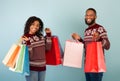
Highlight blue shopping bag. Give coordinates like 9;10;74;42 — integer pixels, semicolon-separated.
22;46;30;76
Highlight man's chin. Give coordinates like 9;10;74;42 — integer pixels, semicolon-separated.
85;21;95;26
85;22;92;25
85;19;95;26
87;23;92;25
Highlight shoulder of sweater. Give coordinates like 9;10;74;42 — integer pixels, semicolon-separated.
85;23;104;31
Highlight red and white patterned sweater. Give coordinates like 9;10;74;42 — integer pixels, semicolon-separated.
23;34;52;71
84;23;110;50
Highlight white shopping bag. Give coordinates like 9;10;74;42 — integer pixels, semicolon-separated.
63;40;83;68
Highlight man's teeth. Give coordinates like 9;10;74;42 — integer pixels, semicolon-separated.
87;19;91;22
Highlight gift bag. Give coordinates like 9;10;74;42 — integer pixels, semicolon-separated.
14;45;25;72
22;46;30;75
9;45;30;75
63;40;83;68
46;36;62;65
84;42;106;72
2;44;21;68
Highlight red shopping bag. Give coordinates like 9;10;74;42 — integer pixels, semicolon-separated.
63;40;83;68
46;36;62;65
84;42;106;72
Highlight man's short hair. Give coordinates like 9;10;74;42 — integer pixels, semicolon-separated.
86;8;97;15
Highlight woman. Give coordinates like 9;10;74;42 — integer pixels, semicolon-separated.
22;16;52;81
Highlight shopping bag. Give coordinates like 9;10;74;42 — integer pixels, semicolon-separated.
46;36;62;65
9;45;25;72
14;45;25;72
63;40;83;68
10;45;30;75
2;44;21;68
84;42;106;72
22;46;30;75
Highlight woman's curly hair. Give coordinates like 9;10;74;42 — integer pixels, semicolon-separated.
24;16;44;37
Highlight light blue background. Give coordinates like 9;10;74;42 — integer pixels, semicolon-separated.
0;0;119;81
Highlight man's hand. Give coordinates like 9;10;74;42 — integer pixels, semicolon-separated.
71;33;81;40
92;32;100;41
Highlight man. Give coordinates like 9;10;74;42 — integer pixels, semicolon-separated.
72;8;110;81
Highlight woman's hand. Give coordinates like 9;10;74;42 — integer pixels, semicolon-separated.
45;28;52;36
21;36;29;41
45;28;51;34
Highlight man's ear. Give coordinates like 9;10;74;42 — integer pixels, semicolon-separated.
95;15;97;19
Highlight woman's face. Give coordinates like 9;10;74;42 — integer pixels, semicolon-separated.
29;20;40;34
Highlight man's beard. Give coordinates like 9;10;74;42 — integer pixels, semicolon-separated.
85;19;95;25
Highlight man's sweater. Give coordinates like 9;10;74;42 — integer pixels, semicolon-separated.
84;23;110;50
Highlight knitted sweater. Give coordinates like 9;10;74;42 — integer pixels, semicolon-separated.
84;23;110;50
23;34;52;71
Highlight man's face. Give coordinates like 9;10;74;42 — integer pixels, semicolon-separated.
85;10;96;26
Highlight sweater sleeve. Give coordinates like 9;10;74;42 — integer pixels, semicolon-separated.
98;27;110;50
78;38;84;43
45;33;52;51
